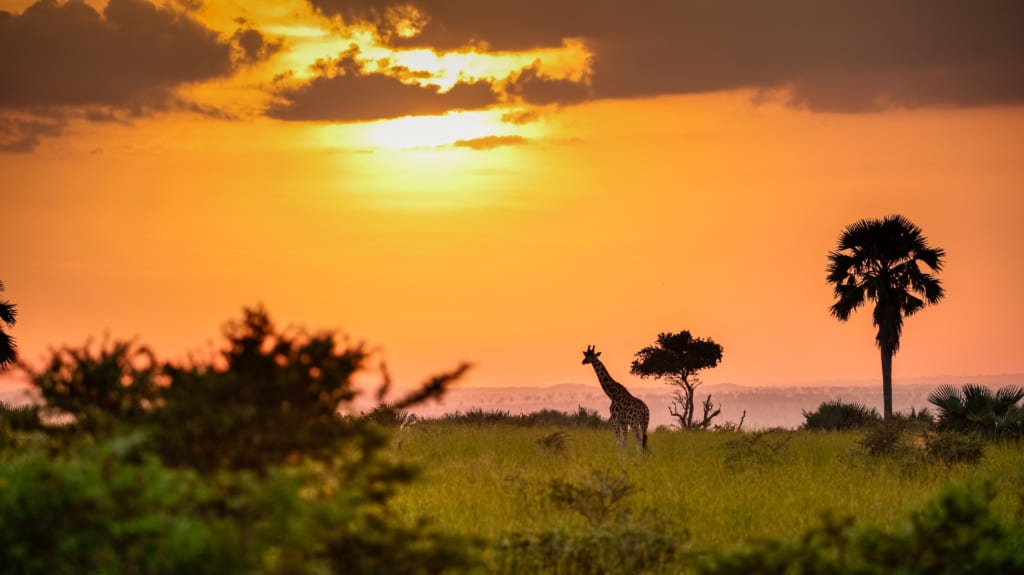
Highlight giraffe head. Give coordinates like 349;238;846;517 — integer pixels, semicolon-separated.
581;345;601;365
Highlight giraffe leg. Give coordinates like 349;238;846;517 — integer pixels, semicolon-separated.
614;422;628;453
632;424;647;456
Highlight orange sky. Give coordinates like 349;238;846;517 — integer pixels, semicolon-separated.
3;0;1023;393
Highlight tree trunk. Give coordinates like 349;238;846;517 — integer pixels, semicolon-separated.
880;347;893;420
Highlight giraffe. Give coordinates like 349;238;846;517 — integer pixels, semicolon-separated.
581;345;649;454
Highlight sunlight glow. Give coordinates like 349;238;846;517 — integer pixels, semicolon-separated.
366;111;514;149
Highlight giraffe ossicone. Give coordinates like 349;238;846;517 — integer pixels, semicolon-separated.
582;345;649;455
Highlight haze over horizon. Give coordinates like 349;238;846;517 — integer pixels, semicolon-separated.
3;0;1022;393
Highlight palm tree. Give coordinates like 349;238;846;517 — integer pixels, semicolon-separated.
826;215;945;420
928;383;1024;439
0;280;16;369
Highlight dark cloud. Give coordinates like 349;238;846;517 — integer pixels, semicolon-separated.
310;0;1024;112
0;0;268;151
505;62;590;107
268;54;498;122
452;134;526;150
0;115;66;153
232;21;284;64
0;0;234;109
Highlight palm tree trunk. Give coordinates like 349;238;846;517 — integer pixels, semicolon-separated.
880;347;893;420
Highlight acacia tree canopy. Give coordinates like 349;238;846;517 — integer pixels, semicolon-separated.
630;331;723;384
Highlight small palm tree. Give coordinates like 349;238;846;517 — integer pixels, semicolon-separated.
826;215;945;420
0;280;16;370
928;383;1024;439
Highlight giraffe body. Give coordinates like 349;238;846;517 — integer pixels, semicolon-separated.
582;345;649;455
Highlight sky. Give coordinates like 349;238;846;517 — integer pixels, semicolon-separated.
2;0;1023;394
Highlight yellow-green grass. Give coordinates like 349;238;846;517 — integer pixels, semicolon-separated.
390;425;1024;552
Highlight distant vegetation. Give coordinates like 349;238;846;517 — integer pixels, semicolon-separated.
437;405;608;428
802;399;882;430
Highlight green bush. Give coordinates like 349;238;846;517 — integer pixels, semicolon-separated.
858;421;916;458
498;470;684;574
700;482;1024;574
723;430;793;470
5;307;478;574
0;401;43;450
802;399;881;431
25;338;161;436
924;431;985;467
498;524;681;575
0;434;475;575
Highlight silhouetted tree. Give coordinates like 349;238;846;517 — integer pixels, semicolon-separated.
630;331;724;429
152;305;469;472
0;281;16;370
25;338;161;435
827;215;945;420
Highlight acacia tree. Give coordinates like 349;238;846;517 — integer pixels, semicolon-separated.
827;214;945;420
0;280;16;370
630;331;724;429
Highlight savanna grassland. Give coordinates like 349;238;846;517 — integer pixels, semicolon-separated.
389;423;1024;570
3;307;1022;574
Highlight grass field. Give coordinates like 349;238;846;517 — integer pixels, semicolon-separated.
389;424;1024;565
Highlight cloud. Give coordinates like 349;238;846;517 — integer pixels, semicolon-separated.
505;62;590;107
0;0;263;151
309;0;1024;112
231;20;284;64
268;53;498;122
0;0;234;109
0;115;66;153
452;134;527;150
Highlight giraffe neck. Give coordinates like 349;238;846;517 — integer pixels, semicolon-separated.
589;360;632;402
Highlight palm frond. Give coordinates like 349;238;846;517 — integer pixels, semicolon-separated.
0;331;16;369
928;384;963;407
828;282;865;320
0;300;17;327
915;245;946;272
961;384;996;416
825;252;857;284
995;385;1024;407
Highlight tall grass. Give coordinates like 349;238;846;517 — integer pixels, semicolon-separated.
391;425;1024;554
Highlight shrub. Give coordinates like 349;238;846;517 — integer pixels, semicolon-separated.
929;383;1024;440
802;399;881;431
5;307;479;574
547;470;637;529
924;431;985;467
521;406;608;428
700;482;1024;574
535;431;569;455
438;406;608;428
859;421;916;458
499;470;684;574
498;524;681;575
0;434;476;575
0;401;43;450
363;402;418;429
442;408;514;425
24;338;161;435
723;430;793;470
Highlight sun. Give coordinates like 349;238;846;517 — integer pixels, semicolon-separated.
365;110;514;150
